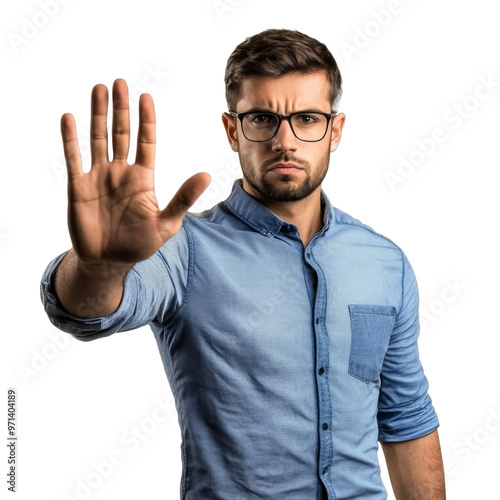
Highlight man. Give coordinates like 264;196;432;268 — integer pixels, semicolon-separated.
41;29;445;499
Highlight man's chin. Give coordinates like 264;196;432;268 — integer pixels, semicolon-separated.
256;179;316;202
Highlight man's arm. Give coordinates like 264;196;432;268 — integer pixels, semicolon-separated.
381;430;446;500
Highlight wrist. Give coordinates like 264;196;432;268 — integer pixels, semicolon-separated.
55;249;132;318
75;259;133;280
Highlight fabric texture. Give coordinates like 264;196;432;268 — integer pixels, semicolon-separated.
40;180;439;500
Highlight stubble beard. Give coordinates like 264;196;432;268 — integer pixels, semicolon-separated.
239;150;331;203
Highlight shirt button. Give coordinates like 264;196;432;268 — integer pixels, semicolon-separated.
318;367;325;375
322;423;329;431
306;252;311;259
322;466;329;475
316;317;320;324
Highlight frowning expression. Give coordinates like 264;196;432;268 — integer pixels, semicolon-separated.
222;71;345;204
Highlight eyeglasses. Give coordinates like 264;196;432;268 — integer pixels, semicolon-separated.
229;110;336;143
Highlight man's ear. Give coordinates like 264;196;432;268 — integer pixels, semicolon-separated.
222;112;239;152
330;113;346;153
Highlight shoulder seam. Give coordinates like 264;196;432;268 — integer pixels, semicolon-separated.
334;211;406;313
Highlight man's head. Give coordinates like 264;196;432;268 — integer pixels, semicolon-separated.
222;29;345;205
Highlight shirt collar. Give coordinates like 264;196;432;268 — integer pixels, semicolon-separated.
224;179;333;238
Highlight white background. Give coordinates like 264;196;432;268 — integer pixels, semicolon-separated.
2;0;499;498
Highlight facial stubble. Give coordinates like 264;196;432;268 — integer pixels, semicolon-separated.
238;146;331;203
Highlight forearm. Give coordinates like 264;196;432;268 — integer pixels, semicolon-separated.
54;248;132;318
381;430;446;500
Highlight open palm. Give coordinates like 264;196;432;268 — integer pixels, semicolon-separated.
61;79;210;265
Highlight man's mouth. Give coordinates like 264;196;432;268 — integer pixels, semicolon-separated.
269;163;302;174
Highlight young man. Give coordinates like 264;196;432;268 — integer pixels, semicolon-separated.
41;29;445;499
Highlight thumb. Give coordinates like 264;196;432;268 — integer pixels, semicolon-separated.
160;172;211;225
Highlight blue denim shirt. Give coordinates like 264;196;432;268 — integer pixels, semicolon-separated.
41;180;439;499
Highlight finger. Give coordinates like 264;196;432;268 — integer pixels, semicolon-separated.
60;113;83;179
112;79;130;162
135;93;156;167
90;84;109;164
160;172;211;224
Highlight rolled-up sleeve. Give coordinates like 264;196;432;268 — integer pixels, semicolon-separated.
40;226;190;341
377;251;439;442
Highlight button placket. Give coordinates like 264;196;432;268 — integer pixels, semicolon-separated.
307;246;333;491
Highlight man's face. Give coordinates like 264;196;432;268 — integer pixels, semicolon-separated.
222;71;345;204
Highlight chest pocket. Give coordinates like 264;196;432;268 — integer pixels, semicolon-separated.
348;304;396;383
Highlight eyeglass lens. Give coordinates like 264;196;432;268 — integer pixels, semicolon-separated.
242;113;329;142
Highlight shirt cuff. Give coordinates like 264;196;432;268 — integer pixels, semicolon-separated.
378;392;440;442
40;252;139;341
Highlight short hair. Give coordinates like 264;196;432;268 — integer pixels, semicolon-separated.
224;28;342;112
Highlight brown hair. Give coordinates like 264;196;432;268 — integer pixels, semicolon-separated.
224;28;342;112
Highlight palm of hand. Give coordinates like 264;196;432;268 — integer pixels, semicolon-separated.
61;79;210;266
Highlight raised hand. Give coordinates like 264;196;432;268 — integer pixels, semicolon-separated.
61;79;210;266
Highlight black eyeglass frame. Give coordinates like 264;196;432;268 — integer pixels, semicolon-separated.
229;110;337;143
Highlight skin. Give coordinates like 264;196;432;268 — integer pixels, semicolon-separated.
222;71;345;247
54;75;445;499
55;79;210;318
382;430;446;499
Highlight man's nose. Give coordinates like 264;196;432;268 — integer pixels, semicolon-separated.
271;119;298;153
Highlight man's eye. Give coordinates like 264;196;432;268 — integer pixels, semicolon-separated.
250;114;275;124
295;114;318;124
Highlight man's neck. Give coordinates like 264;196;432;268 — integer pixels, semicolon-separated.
242;181;324;248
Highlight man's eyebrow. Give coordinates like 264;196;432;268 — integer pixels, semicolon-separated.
237;107;331;114
237;107;275;113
